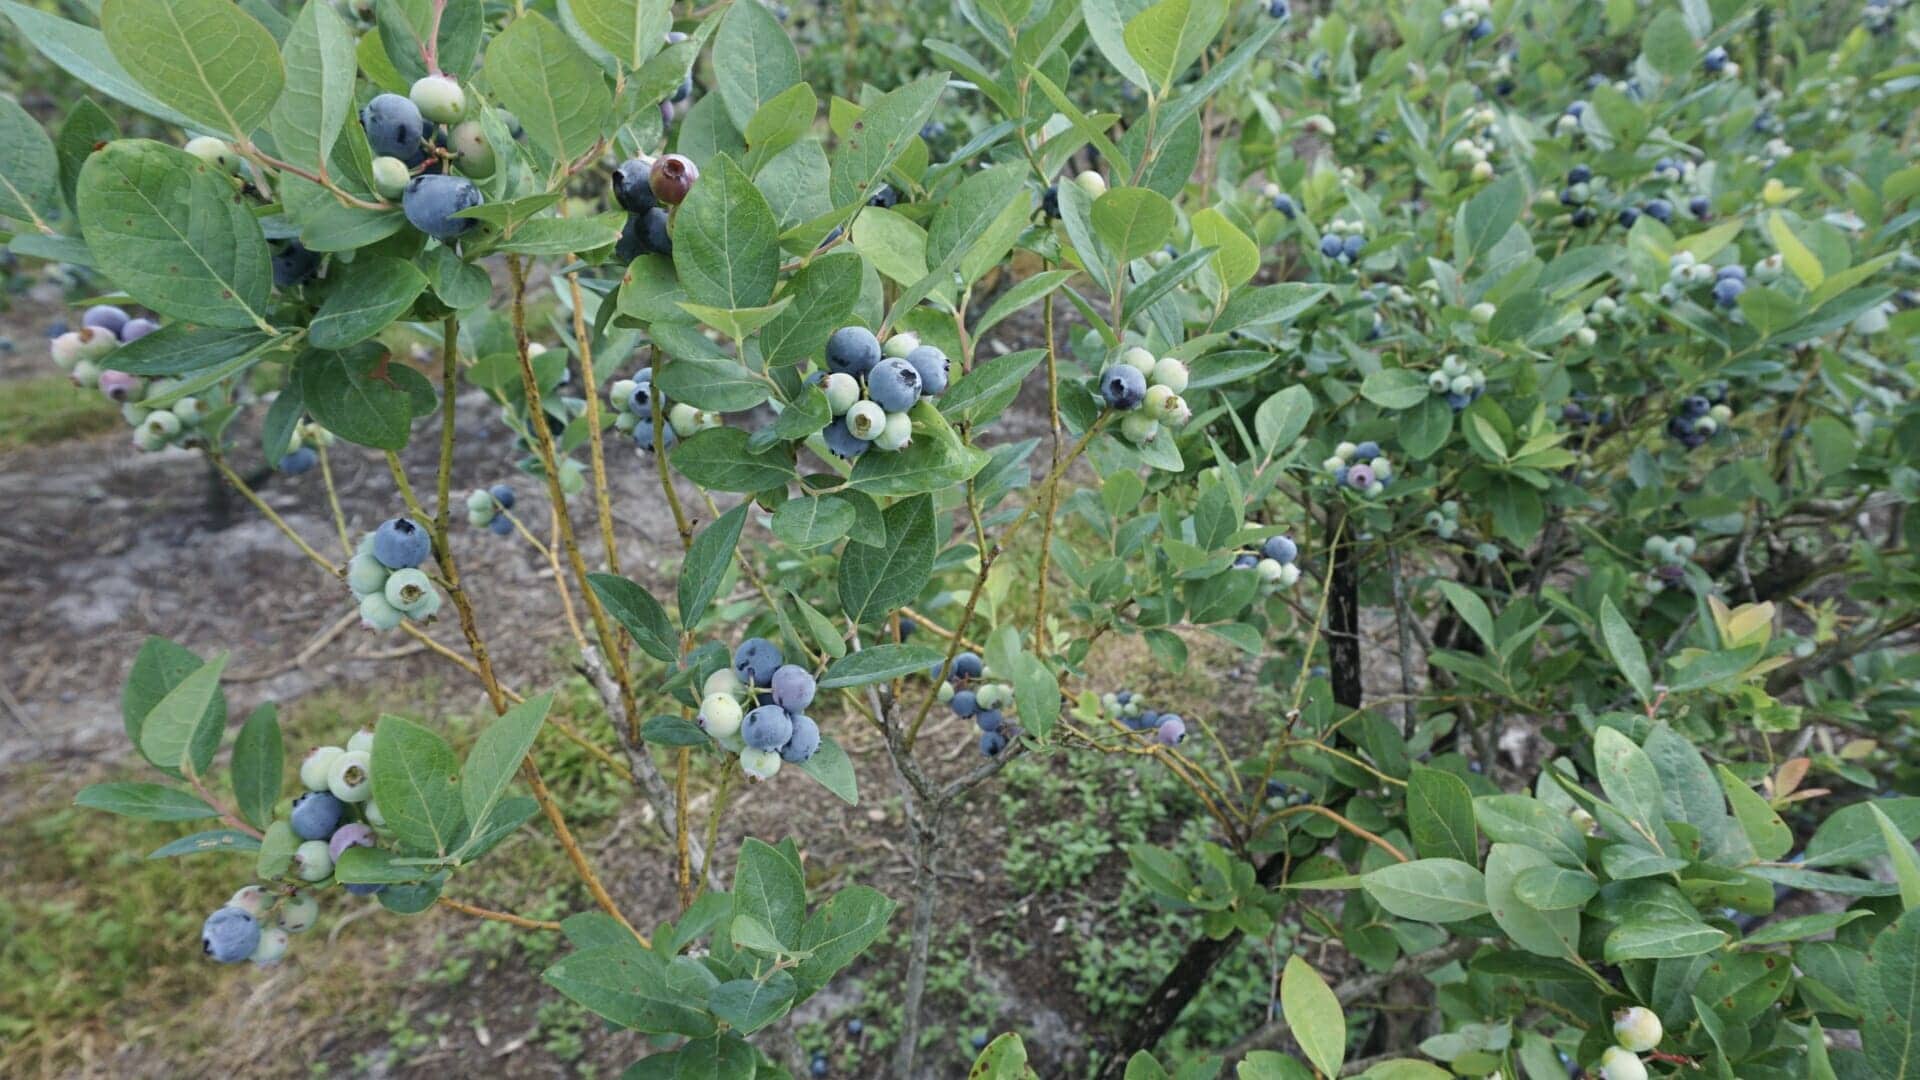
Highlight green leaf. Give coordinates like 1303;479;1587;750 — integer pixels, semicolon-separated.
294;346;421;451
231;704;281;831
641;715;708;746
938;349;1045;428
1873;805;1920;912
55;98;119;215
796;735;858;804
1598;597;1653;705
564;0;670;69
1510;865;1597;910
744;82;818;167
1253;385;1312;453
1361;858;1489;923
1642;8;1695;76
1458;174;1525;263
484;13;611;165
1122;0;1227;96
376;0;482;83
1280;955;1345;1078
1593;726;1665;841
1860;909;1920;1080
75;782;217;821
147;829;260;859
482;213;626;256
674;154;780;310
335;845;432;883
973;269;1076;339
651;356;771;412
771;495;856;549
1436;581;1497;654
829;73;946;207
138;651;229;775
0;93;61;229
713;0;801;132
1188;207;1258;291
1717;765;1793;861
794;884;893;982
0;0;199;130
459;693;552;847
588;574;679;663
77;140;273;330
758;250;861;365
266;0;356;174
543;946;717;1037
679;502;750;630
1408;766;1479;864
1767;212;1825;291
1359;368;1428;410
256;819;295;878
837;494;934;624
919;163;1030;299
1013;653;1061;738
102;0;284;137
1091;186;1176;263
709;972;796;1034
734;837;806;945
106;325;275;377
669;427;796;492
372;714;467;859
1483;843;1580;958
307;256;428;349
819;644;945;689
1604;920;1728;961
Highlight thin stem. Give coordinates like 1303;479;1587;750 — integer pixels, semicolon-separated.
434;316;460;541
436;896;562;931
316;440;352;558
208;452;339;575
523;756;648;944
561;259;623;579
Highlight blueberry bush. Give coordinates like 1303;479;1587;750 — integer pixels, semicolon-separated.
5;0;1920;1074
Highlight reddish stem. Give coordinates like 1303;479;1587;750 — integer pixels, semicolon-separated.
423;0;447;74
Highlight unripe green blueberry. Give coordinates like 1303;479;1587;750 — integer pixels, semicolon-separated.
608;378;637;409
78;327;119;361
1144;384;1176;418
50;331;87;369
1470;160;1494;182
1151;357;1189;394
132;426;165;452
371;155;411;199
1370;455;1393;480
1450;375;1474;396
1694;416;1717;436
669;402;700;438
465;488;494;515
1322;455;1346;471
846;400;885;440
1161;394;1192;427
1570;806;1597;833
1119;346;1157;373
1575;326;1598;347
1121;413;1160;444
1597;1046;1647;1080
293;839;335;882
937;681;955;704
700;693;743;738
278;890;320;933
71;359;100;388
1671;536;1696;559
739;746;782;780
328;749;373;802
823;371;860;415
409;75;467;124
882;332;919;359
185;135;244;174
1334;441;1357;460
347;552;390;597
384;567;437;616
1256;557;1284;583
228;885;272;916
693;409;721;432
1708;404;1732;423
143;410;182;441
1613;1007;1662;1053
1470;302;1497;325
300;746;346;791
450;120;494;178
346;728;375;754
359;591;404;630
704;668;743;700
874;411;913;451
1073;170;1108;199
250;926;291;965
1277;562;1301;587
364;800;387;828
173;396;208;424
613;411;638;433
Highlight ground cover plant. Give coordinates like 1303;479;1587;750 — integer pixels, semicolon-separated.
3;0;1920;1074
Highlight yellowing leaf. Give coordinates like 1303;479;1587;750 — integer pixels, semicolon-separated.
1767;212;1824;290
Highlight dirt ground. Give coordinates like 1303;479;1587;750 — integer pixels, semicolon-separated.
0;276;1446;1079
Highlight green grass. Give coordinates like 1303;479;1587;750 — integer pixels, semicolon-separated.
0;374;121;449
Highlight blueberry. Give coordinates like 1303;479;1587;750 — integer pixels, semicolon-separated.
648;154;698;205
280;447;318;475
1134;709;1160;731
975;709;1003;733
1688;196;1711;220
779;713;821;763
328;822;375;861
847;1019;864;1036
903;345;949;396
1341;234;1366;259
1041;184;1060;219
734;637;784;687
1467;17;1491;39
950;689;979;717
328;749;373;802
1266;779;1288;798
371;517;431;569
272;241;321;288
202;906;261;963
46;319;68;338
633;418;677;451
403;174;484;240
867;357;922;411
360;93;428;165
1704;46;1728;73
290;791;347;840
1318;234;1343;258
1353;440;1380;461
1156;715;1186;746
1272;193;1296;217
811;1056;829;1078
1712;277;1744;308
826;326;881;377
822;417;868;458
770;665;817;711
743;704;795;752
1100;365;1147;410
1617;207;1639;227
868;184;899;209
82;305;129;336
1233;553;1258;569
672;77;693;103
1266;0;1289;19
1644;198;1673;224
979;730;1008;756
1682;395;1710;418
1567;164;1593;184
1570;207;1595;228
611;158;657;213
489;483;515;509
951;651;984;681
277;891;320;934
1262;535;1298;563
1716;264;1746;281
972;1032;990;1050
344;882;387;896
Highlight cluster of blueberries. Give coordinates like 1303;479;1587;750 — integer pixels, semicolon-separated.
933;651;1019;756
1597;1006;1666;1080
465;484;518;536
347;517;444;631
1560;395;1615;428
611;152;700;261
200;730;389;965
1427;354;1486;412
1098;345;1192;447
812;327;950;458
1316;218;1369;264
1438;0;1493;39
276;420;335;475
1100;690;1187;748
1322;440;1395;497
1261;183;1298;219
1423;500;1463;541
1557;163;1601;228
698;638;822;780
1039;169;1107;220
45;306;231;454
1663;251;1766;311
609;366;721;453
1233;533;1303;593
1641;534;1698;593
355;75;504;241
1664;387;1735;450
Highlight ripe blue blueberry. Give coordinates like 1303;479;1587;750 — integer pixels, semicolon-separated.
867;184;899;209
1712;277;1744;308
1644;198;1673;224
867;357;922;412
272;241;321;288
811;1056;829;1078
1681;395;1711;418
1041;184;1060;219
82;305;129;336
202;906;261;963
1703;46;1728;73
1467;17;1492;39
120;317;159;343
1318;234;1343;258
950;689;978;717
360;93;428;165
1233;553;1258;569
328;822;375;861
779;713;821;763
488;515;514;536
734;637;784;687
950;651;984;682
847;1018;864;1036
975;709;1003;733
827;326;881;377
1156;715;1187;746
1101;365;1147;410
1353;441;1380;460
344;882;387;896
1341;234;1366;260
290;791;347;840
489;483;515;509
822;418;868;459
403;174;484;240
611;158;658;214
904;345;949;396
1272;193;1296;217
1266;0;1289;19
770;665;817;711
1567;164;1593;185
280;447;318;475
372;517;431;569
743;704;795;752
1262;535;1298;563
979;730;1008;756
1688;195;1711;220
1617;206;1639;227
